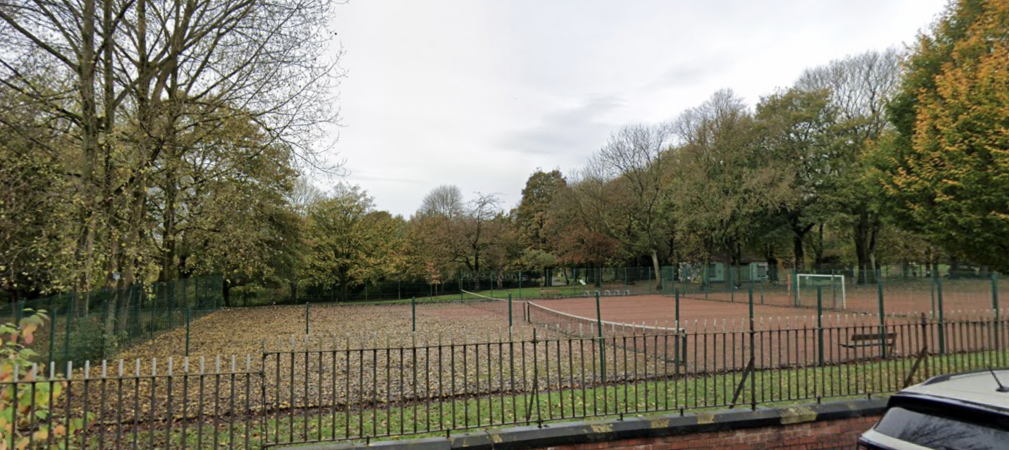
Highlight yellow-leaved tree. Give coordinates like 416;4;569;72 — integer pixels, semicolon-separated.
881;0;1009;270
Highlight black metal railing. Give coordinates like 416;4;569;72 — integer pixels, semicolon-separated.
2;311;1008;449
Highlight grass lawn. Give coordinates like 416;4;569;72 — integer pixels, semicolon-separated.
112;349;1007;449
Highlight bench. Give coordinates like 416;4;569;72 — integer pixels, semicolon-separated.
539;289;562;299
842;331;897;352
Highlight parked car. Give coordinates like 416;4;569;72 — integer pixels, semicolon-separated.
858;369;1009;449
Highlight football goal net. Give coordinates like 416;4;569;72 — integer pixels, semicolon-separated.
795;274;847;310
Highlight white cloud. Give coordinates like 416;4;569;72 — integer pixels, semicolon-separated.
327;0;947;216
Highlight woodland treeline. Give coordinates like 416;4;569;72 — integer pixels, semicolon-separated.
2;0;1008;304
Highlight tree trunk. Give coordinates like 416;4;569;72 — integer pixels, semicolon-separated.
763;243;779;283
791;219;814;272
650;249;662;291
853;212;880;284
812;224;825;270
223;279;232;307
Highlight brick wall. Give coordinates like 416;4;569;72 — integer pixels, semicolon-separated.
541;415;879;450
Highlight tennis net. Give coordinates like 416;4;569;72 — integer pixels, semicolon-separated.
526;301;682;338
460;290;523;320
526;301;687;364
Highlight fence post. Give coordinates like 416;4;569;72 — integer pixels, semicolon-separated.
186;307;191;356
508;294;513;337
64;292;74;367
169;280;175;330
993;272;1000;313
305;302;310;335
595;291;605;383
48;304;57;368
518;271;523;300
729;264;734;303
937;276;945;355
748;282;756;409
877;270;887;359
675;289;681;328
994;273;1001;352
704;264;709;300
831;269;838;309
792;267;799;307
817;286;824;366
930;275;936;317
647;267;652;294
100;296;108;359
920;312;930;380
412;297;417;333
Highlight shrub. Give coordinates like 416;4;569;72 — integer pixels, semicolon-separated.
0;310;84;449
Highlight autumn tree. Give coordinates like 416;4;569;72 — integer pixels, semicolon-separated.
881;0;1009;270
544;180;621;286
177;123;302;306
671;89;772;275
304;184;399;299
0;0;342;294
0;88;75;300
514;169;566;258
581;124;675;289
795;49;902;282
753;88;843;270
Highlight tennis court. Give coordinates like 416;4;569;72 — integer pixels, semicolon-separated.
530;294;829;330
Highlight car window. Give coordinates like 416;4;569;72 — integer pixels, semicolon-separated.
874;406;1009;450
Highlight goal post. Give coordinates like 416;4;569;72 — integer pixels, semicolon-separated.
796;274;847;310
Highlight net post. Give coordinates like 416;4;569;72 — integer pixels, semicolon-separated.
817;286;823;366
595;291;606;383
877;269;887;359
412;297;417;333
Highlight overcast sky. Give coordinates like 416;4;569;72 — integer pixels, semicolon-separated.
326;0;948;217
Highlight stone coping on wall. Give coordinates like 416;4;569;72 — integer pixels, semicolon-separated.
278;399;888;450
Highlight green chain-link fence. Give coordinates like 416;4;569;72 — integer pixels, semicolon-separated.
2;275;223;370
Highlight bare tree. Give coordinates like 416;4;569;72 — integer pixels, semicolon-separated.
462;193;503;284
419;185;465;218
287;176;326;216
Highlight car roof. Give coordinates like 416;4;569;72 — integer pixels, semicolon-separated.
896;369;1009;414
